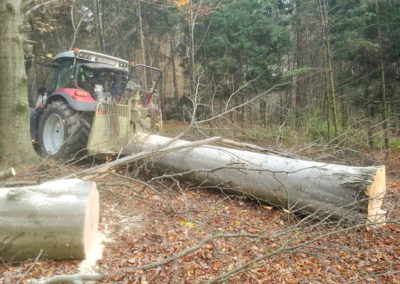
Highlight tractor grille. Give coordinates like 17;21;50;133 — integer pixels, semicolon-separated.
97;102;129;117
88;101;131;153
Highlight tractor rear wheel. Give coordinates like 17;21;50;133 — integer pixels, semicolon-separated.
38;100;92;160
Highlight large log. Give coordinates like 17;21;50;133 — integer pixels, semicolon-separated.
127;133;386;224
0;179;99;261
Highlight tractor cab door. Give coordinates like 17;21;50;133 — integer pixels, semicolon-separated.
34;68;57;111
43;69;57;94
54;60;75;90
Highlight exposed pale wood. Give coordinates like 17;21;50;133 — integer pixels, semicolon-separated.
126;133;386;224
0;167;16;180
366;166;386;224
0;179;99;261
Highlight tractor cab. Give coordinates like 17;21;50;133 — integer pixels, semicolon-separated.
52;49;129;101
31;49;162;160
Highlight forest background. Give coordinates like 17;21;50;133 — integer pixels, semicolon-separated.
23;0;400;164
1;0;400;283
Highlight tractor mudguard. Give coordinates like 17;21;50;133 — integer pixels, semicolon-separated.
47;88;97;112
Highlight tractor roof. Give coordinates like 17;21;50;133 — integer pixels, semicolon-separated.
54;49;129;71
54;51;75;61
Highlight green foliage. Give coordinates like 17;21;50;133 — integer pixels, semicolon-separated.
25;0;400;155
306;115;331;142
196;0;292;93
389;138;400;151
245;127;277;144
330;0;400;85
280;67;315;84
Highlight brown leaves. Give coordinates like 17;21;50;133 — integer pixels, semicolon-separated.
2;170;400;283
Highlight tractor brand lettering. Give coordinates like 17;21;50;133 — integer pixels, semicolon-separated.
95;57;118;66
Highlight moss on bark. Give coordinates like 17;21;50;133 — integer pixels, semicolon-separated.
0;0;38;165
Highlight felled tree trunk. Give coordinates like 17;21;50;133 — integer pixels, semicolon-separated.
127;133;386;224
0;179;99;261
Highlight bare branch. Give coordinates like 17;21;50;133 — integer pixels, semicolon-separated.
30;273;104;284
134;233;263;270
16;250;42;284
25;0;63;15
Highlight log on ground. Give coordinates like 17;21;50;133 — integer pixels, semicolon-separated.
0;179;99;261
127;133;386;224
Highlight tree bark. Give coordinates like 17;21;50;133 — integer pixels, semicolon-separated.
137;0;147;89
375;0;389;158
93;0;105;53
0;0;38;165
0;179;99;261
171;38;181;121
127;133;386;224
319;0;338;137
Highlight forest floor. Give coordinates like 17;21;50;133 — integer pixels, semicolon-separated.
1;123;400;283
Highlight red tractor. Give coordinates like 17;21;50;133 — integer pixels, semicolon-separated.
31;49;162;160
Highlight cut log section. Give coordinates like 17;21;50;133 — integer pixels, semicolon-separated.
127;133;386;224
0;179;99;261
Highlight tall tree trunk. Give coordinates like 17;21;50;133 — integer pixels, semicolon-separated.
189;1;195;96
137;0;148;89
341;91;349;130
260;99;266;127
375;0;389;158
93;0;104;53
318;0;330;141
25;45;37;108
0;0;38;165
188;0;203;97
171;38;180;121
367;84;374;149
241;95;245;128
294;0;305;112
319;0;338;138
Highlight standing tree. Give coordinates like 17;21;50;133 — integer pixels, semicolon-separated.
0;0;37;165
329;0;400;150
194;0;291;125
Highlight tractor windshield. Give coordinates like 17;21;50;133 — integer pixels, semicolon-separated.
76;63;127;97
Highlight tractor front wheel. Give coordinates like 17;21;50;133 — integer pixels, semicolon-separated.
38;100;92;160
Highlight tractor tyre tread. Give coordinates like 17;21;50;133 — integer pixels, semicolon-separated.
38;100;93;160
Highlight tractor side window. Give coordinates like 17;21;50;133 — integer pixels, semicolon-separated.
77;66;120;95
56;61;74;89
77;66;95;93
